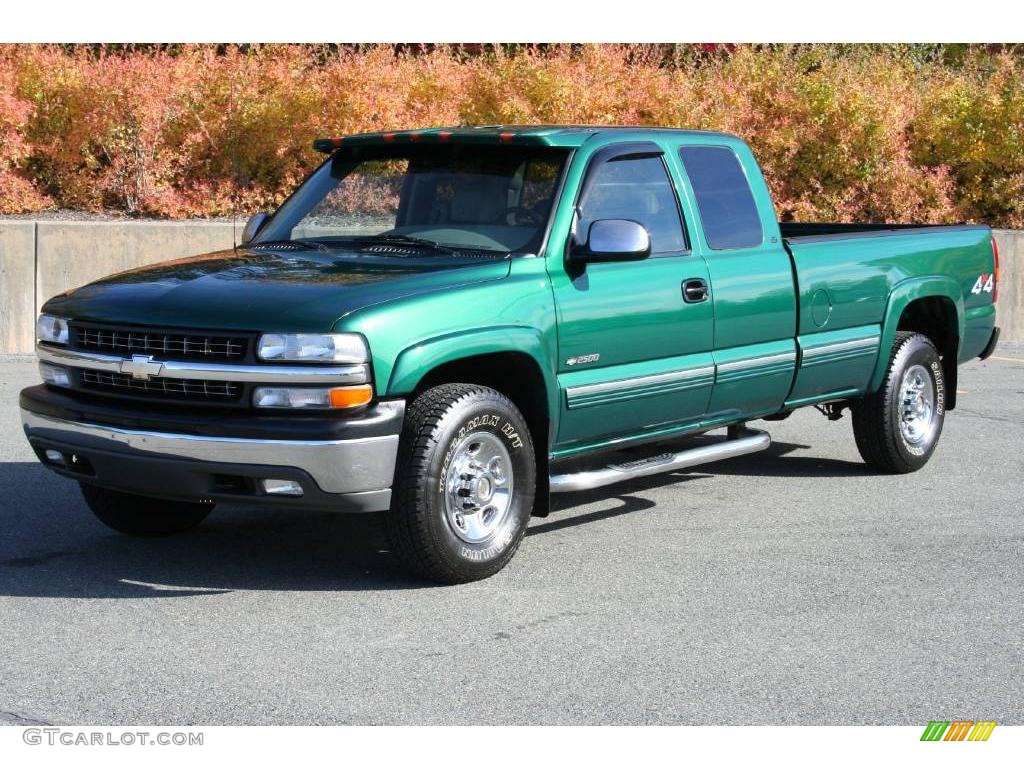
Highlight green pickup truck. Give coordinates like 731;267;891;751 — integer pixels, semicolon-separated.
21;125;1000;583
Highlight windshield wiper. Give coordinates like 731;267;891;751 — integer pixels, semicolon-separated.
247;238;328;252
352;234;464;256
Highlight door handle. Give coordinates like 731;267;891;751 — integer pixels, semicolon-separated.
682;278;709;303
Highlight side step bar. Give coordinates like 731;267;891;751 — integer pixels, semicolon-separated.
549;427;771;494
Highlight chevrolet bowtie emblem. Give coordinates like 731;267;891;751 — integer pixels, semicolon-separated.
120;354;164;381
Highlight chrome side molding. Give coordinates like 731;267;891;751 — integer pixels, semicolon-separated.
37;344;369;385
799;334;880;365
715;352;796;374
549;427;771;494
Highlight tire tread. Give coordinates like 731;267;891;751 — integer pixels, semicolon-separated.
384;383;533;584
851;331;941;474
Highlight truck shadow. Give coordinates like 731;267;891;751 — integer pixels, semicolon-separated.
0;440;872;597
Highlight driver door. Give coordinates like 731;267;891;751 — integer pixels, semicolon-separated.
550;143;715;453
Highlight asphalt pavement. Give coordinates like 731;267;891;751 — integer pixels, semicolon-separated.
0;350;1021;725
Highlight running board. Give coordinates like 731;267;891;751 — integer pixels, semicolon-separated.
549;428;771;494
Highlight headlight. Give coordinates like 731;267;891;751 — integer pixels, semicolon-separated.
257;333;368;363
39;362;71;387
37;315;69;345
253;385;373;410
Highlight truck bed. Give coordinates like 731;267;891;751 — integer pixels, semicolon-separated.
780;222;995;365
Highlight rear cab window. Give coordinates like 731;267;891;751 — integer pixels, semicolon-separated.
679;145;763;250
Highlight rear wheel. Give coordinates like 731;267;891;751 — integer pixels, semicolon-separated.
384;383;536;584
79;483;213;535
851;331;946;473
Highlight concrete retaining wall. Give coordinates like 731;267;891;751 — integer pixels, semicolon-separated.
994;229;1024;344
1;220;237;352
0;220;1021;353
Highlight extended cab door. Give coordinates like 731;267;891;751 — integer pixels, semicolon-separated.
675;141;797;422
549;142;715;453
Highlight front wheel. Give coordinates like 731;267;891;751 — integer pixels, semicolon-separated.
384;384;536;584
851;331;946;473
79;483;213;535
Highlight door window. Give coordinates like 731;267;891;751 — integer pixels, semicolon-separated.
576;156;686;255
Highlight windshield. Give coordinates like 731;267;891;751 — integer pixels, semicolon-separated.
256;144;569;255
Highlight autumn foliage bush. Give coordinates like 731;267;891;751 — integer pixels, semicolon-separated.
0;44;1021;225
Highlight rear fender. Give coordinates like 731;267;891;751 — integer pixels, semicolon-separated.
869;276;964;394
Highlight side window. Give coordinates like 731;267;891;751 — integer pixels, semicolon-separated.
577;155;686;255
679;146;763;250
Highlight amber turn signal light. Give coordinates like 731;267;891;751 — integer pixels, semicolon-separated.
328;385;373;409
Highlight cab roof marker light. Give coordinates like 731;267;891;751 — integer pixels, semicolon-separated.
313;138;338;153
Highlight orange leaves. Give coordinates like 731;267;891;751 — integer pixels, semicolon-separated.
0;44;1020;225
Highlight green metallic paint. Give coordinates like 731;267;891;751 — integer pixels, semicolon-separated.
668;136;802;422
784;225;993;395
707;340;797;420
345;256;561;435
543;132;716;448
868;275;964;393
963;304;997;362
788;324;881;403
42;248;514;334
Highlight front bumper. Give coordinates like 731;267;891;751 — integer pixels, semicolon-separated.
20;386;404;512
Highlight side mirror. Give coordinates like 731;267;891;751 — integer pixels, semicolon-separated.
570;219;651;266
240;212;270;246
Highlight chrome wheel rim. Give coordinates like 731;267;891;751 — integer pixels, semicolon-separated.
898;364;937;446
443;431;514;544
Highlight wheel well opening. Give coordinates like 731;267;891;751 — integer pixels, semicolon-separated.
414;353;549;437
897;296;959;409
413;353;551;512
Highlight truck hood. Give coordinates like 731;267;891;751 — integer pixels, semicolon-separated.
42;247;512;332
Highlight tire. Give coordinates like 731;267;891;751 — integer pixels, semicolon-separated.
384;383;536;584
851;331;946;473
79;483;213;536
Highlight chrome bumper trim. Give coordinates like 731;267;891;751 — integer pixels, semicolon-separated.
21;410;397;495
37;344;369;385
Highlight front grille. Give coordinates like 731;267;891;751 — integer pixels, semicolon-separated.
81;370;243;402
71;323;249;362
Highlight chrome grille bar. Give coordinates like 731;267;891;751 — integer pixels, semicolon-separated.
81;370;243;400
73;325;247;360
38;344;370;385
